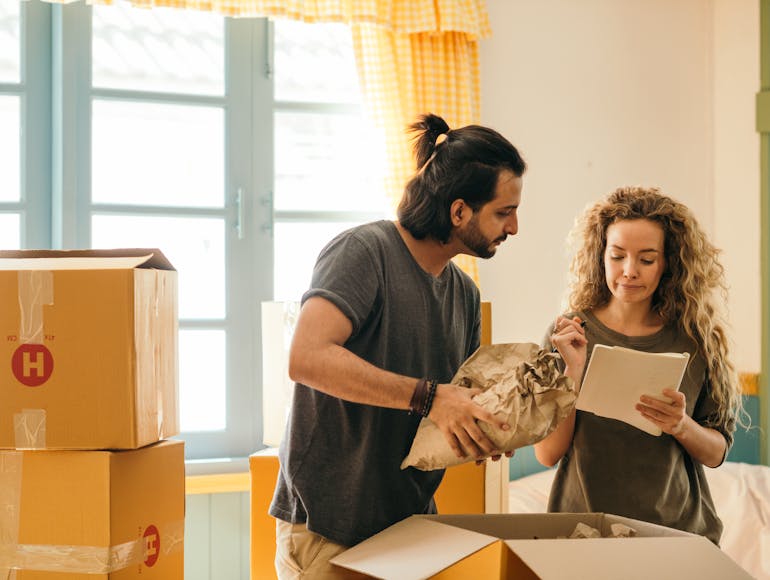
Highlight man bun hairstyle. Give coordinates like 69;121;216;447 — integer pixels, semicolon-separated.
398;113;526;243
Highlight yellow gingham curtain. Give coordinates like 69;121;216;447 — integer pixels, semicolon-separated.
351;22;487;282
74;0;490;283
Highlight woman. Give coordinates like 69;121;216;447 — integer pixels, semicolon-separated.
534;186;746;545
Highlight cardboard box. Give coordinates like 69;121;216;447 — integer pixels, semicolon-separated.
0;249;178;450
0;439;185;579
249;448;281;580
330;513;753;579
250;449;510;580
434;457;509;515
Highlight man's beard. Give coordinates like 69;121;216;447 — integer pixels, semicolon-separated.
456;216;504;259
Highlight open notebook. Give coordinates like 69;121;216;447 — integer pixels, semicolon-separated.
576;344;690;435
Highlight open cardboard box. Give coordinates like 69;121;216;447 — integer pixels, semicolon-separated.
330;513;753;579
248;450;509;580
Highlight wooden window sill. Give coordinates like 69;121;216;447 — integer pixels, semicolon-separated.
185;456;250;495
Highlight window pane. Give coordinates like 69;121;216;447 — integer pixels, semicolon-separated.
0;213;19;248
91;214;225;319
179;329;225;431
274;221;362;301
274;111;387;213
92;100;224;208
92;0;224;96
0;95;20;201
0;0;20;83
274;20;360;103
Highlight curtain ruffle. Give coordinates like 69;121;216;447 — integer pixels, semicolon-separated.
81;0;491;37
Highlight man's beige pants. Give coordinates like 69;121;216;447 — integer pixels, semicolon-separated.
275;519;366;579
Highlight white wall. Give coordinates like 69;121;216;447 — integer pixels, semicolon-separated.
712;0;760;372
478;0;760;372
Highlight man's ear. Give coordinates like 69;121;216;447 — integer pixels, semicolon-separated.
450;199;466;226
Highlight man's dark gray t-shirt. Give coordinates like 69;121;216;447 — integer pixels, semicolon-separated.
269;220;481;546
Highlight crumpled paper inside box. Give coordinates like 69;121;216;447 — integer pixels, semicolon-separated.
558;522;637;539
401;343;577;471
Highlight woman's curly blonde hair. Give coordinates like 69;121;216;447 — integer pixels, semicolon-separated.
568;186;745;430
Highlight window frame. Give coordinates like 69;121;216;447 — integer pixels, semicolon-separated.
10;1;385;460
1;0;51;248
758;0;770;466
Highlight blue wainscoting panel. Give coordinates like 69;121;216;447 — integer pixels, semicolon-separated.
185;491;250;580
185;494;211;577
509;445;549;480
727;394;761;464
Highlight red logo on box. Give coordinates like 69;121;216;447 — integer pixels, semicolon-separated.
143;525;160;567
11;344;54;386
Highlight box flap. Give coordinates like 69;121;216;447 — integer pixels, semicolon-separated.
503;537;753;580
330;516;498;580
422;512;694;540
601;513;694;537
0;248;175;271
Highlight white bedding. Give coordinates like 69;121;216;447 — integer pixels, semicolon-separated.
508;461;770;580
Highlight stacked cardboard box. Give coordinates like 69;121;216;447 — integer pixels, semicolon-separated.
0;249;184;579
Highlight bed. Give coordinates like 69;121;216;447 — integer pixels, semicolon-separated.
507;461;770;579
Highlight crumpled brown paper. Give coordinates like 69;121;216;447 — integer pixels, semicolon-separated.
400;343;577;471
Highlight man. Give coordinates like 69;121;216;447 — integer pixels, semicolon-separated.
270;113;526;578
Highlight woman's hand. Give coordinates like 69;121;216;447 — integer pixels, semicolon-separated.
550;316;588;379
637;388;727;467
636;388;687;435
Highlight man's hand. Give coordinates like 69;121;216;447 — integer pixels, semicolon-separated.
475;450;515;466
428;384;510;460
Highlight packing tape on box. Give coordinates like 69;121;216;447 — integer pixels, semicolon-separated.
13;271;52;451
13;409;46;449
0;518;184;574
17;270;53;345
136;270;177;441
0;452;22;580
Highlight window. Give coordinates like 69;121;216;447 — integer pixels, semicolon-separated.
271;19;387;300
2;0;387;459
0;0;23;246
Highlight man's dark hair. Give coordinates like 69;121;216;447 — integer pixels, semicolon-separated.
397;113;526;243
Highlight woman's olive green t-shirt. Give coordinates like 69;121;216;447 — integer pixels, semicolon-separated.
546;310;734;545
